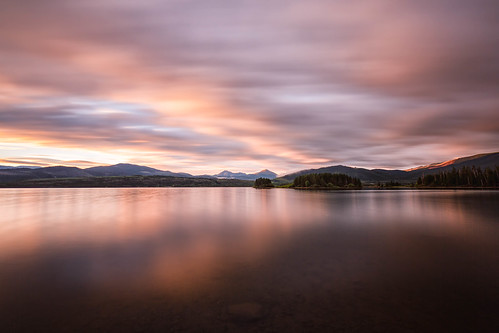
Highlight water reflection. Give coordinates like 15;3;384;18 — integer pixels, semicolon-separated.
0;188;498;332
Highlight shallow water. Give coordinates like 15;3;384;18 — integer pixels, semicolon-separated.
0;188;498;332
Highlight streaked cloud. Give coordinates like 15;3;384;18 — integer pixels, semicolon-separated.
0;0;498;173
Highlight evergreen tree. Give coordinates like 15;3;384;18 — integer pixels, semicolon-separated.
293;173;362;189
254;177;274;188
417;166;498;187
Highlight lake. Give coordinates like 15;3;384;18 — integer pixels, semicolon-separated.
0;188;498;332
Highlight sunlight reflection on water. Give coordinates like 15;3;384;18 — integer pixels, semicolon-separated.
0;188;498;331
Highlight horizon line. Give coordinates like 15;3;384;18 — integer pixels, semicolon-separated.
1;151;497;176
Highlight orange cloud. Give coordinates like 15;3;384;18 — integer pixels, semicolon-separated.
0;0;498;172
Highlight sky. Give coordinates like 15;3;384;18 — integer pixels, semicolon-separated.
1;0;498;175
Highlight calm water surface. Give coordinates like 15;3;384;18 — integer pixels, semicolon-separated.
0;188;498;332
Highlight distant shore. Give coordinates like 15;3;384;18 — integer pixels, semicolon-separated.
2;175;498;189
0;175;253;188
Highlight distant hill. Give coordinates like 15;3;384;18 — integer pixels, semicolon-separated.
406;153;499;172
280;165;409;183
0;166;93;183
279;152;499;184
0;162;277;184
0;163;192;183
86;163;192;177
214;169;277;180
255;169;278;179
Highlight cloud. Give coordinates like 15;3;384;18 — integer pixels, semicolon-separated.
0;159;47;166
0;0;498;172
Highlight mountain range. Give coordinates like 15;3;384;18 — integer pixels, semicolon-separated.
0;152;497;184
278;152;498;183
214;169;277;180
0;163;277;183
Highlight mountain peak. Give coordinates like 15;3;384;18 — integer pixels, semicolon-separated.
255;169;277;177
113;163;136;167
214;169;277;180
405;152;498;172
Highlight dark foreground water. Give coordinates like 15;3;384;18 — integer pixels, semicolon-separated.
0;188;498;332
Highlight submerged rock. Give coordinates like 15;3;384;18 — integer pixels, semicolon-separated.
227;302;265;322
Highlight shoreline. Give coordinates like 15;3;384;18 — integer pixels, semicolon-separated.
1;184;499;190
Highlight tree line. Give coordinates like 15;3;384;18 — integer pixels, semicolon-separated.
416;166;499;187
293;173;362;188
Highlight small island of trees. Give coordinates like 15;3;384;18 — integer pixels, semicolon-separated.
293;173;362;189
253;177;274;188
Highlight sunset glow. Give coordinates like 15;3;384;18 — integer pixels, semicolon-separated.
1;0;498;174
